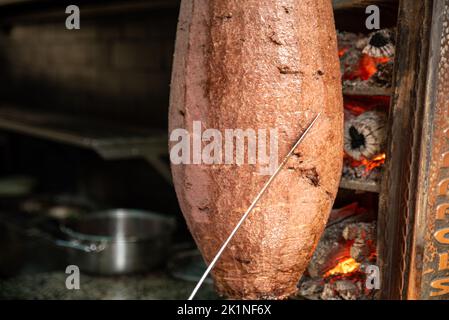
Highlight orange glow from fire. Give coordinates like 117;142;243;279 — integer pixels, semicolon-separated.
338;47;349;57
344;95;390;115
325;258;361;277
358;54;378;80
344;54;391;81
347;153;386;173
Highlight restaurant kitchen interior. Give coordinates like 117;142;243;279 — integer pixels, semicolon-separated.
0;0;448;300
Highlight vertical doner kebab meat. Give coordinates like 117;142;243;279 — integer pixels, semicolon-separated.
169;0;343;299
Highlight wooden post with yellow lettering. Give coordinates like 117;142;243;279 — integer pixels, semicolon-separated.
378;0;449;300
405;0;449;300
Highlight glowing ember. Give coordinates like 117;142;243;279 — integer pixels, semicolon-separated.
344;95;390;116
346;153;386;174
338;47;349;57
325;258;361;277
344;54;391;81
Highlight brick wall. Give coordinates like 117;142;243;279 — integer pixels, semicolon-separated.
0;9;178;128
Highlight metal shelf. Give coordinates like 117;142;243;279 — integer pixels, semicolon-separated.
339;177;380;193
0;105;171;183
343;87;392;96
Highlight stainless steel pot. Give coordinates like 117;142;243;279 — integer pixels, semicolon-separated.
56;209;176;275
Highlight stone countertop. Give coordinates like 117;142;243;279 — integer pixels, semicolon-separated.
0;271;218;300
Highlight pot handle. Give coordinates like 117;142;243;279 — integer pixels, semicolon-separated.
54;239;107;253
27;226;107;253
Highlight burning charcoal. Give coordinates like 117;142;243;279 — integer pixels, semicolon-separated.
297;278;323;300
370;166;383;180
337;30;366;50
339;29;395;90
363;29;395;58
342;157;384;182
343;222;376;242
343;222;377;262
334;280;362;300
337;31;365;78
307;240;347;278
308;214;368;277
307;222;349;278
340;50;362;79
302;213;377;300
372;60;394;86
350;239;373;262
342;163;359;180
344;111;387;161
320;283;341;300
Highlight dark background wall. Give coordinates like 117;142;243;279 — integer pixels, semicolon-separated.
0;7;178;128
0;3;185;221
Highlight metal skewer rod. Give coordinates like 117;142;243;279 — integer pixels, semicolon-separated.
188;112;321;300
